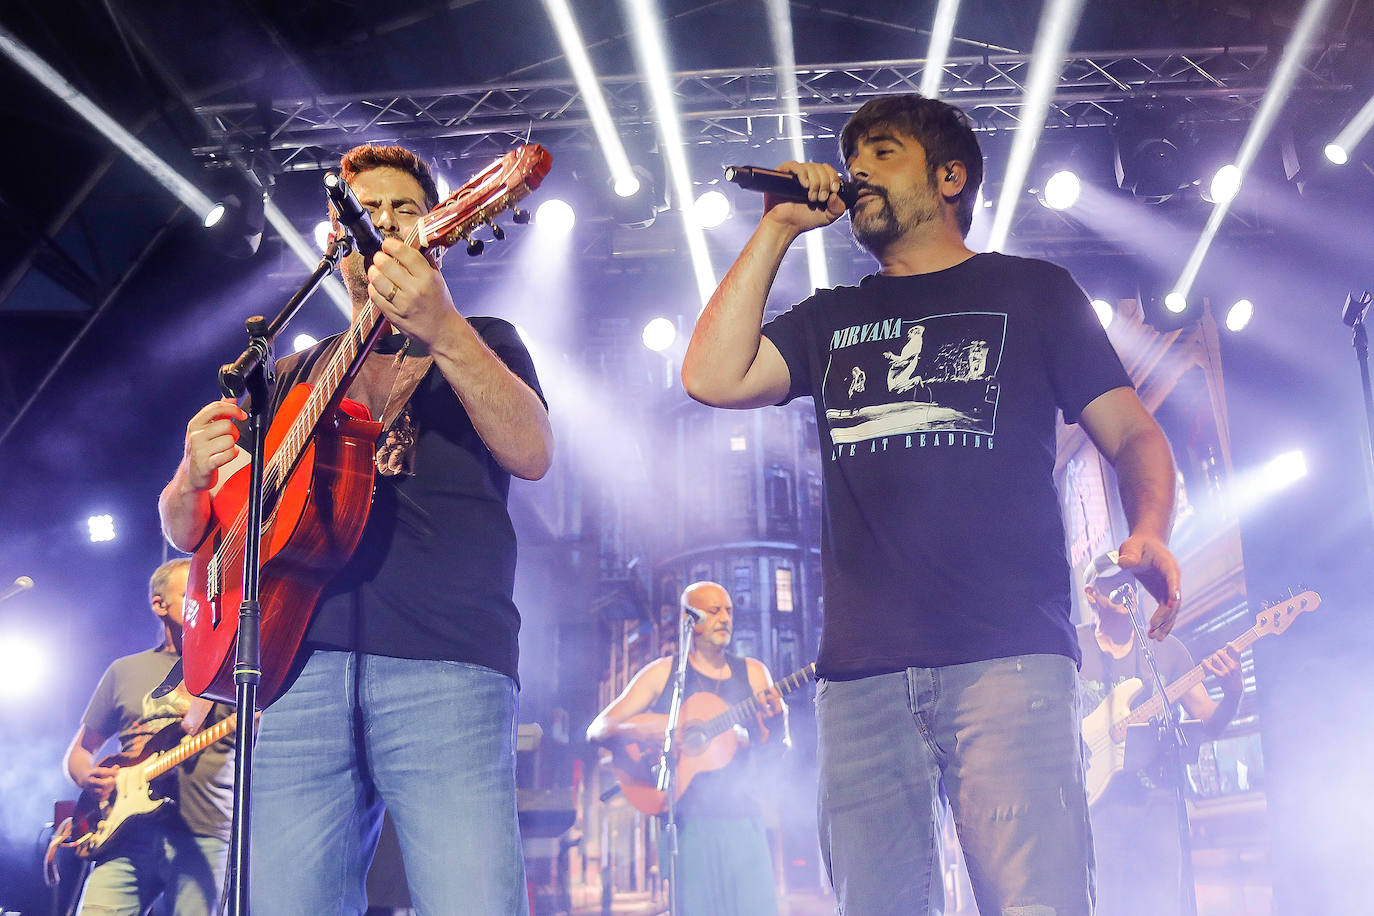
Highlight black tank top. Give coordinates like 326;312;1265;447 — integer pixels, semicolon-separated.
651;652;760;818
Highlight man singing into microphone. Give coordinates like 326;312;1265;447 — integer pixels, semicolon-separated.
682;93;1181;915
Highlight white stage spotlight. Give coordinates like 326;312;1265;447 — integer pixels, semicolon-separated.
1263;450;1308;490
614;174;642;198
87;514;116;543
293;333;319;353
1209;164;1242;204
314;220;333;251
1225;299;1254;332
693;190;731;229
1041;170;1081;210
1324;143;1349;165
642;317;677;352
203;203;226;228
0;630;48;701
535;199;577;236
1090;298;1114;329
1164;292;1188;314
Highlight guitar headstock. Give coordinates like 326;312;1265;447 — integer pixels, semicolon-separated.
415;144;553;256
1253;590;1321;637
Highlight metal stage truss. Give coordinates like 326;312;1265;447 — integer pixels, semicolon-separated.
193;45;1350;173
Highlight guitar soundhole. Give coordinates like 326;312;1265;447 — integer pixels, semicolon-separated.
681;728;708;756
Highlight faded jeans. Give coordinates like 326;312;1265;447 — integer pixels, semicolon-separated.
248;650;528;916
76;823;226;916
816;654;1094;916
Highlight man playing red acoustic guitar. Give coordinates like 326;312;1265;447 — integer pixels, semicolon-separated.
587;581;787;916
159;144;553;915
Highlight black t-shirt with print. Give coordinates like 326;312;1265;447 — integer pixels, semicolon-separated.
763;252;1131;677
258;317;544;682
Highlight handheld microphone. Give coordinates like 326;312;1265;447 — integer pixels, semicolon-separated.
680;601;705;624
0;575;34;602
724;165;860;209
323;172;385;265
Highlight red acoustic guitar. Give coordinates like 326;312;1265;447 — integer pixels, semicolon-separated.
612;663;816;815
183;144;553;704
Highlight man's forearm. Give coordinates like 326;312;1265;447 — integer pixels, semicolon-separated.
1112;425;1176;541
159;463;213;553
1204;690;1242;738
66;745;94;787
681;219;797;406
429;315;553;481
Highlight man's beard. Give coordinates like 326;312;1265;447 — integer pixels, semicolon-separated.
849;180;942;253
342;253;369;303
340;230;403;304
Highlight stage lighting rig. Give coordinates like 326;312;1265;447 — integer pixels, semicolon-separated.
1112;105;1197;204
203;166;266;258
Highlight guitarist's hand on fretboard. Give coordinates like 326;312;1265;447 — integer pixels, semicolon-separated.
1201;645;1243;695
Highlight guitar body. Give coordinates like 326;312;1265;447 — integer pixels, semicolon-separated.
612;692;741;815
185;382;381;705
1082;677;1144;805
68;725;184;859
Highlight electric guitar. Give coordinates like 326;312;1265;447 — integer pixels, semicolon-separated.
66;714;237;859
1082;590;1319;805
612;662;816;815
183;144;553;705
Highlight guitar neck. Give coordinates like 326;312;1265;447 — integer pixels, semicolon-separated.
263;300;388;496
696;663;816;740
1122;625;1262;727
142;715;237;783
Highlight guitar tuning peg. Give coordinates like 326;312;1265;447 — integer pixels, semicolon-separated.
512;208;531;225
485;219;506;241
466;237;485;256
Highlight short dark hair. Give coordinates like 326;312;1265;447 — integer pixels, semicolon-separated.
840;94;984;237
340;144;440;212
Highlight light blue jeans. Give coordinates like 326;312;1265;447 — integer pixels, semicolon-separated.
816;654;1094;916
248;651;528;916
77;823;226;916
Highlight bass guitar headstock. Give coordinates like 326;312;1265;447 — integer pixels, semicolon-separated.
1254;590;1321;637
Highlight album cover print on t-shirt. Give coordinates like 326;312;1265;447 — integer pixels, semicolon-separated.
820;311;1007;445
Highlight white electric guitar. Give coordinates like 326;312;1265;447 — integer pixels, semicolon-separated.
1082;591;1319;805
66;714;237;858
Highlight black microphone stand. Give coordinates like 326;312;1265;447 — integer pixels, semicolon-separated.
656;612;696;916
1341;291;1374;534
215;232;352;916
1123;592;1199;916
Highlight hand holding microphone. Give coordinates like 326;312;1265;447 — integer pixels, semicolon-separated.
725;162;853;231
725;164;861;209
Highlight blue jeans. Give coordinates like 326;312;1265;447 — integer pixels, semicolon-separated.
77;822;226;916
816;654;1094;916
249;651;528;916
661;814;779;916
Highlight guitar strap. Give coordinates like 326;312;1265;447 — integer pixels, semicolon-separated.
372;343;433;478
299;333;434;478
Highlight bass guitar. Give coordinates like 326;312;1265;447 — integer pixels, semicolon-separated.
612;662;816;815
183;145;553;704
1082;590;1319;805
66;714;237;859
